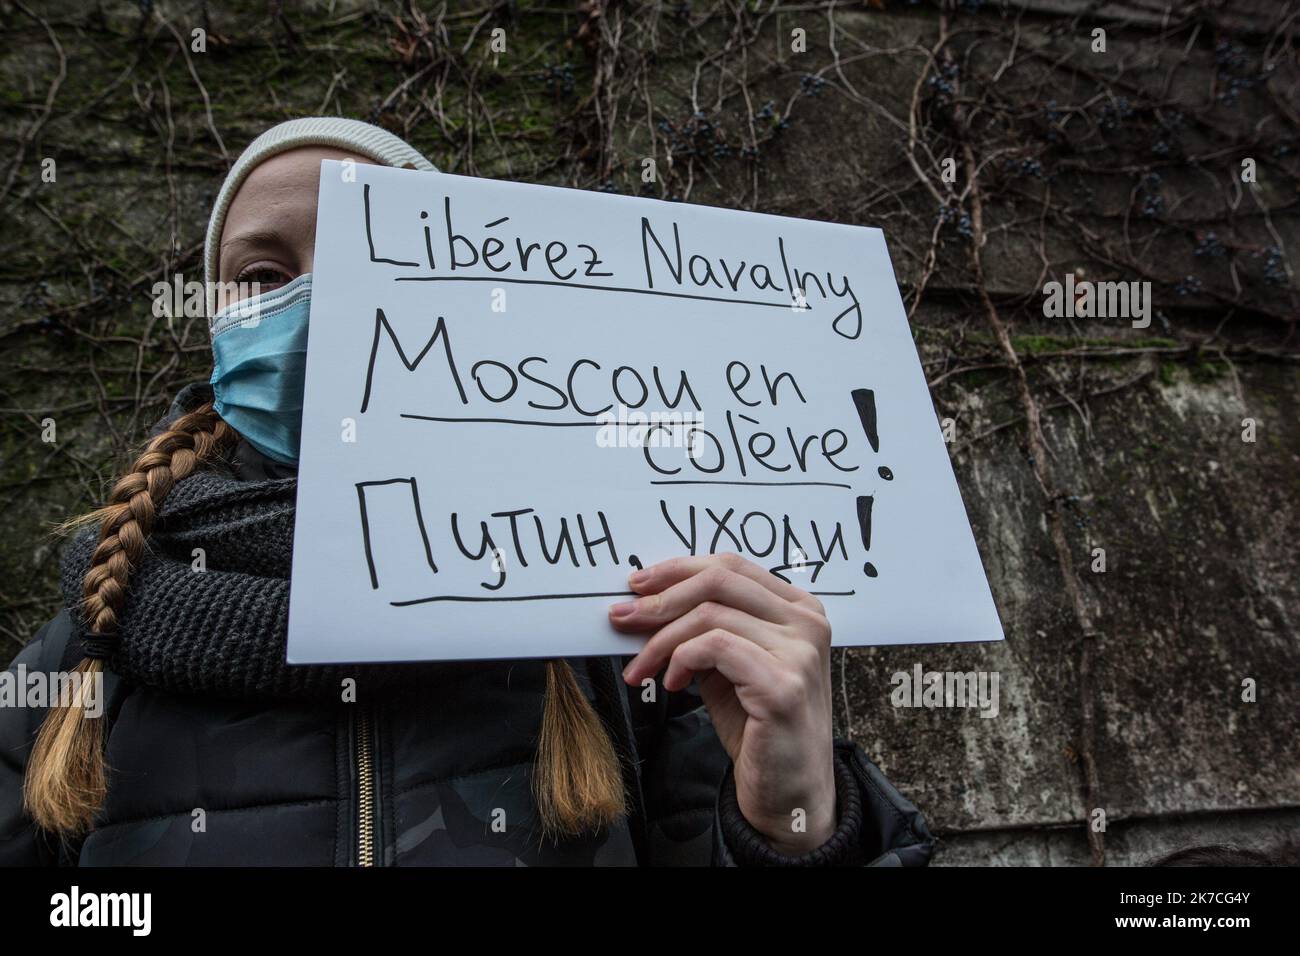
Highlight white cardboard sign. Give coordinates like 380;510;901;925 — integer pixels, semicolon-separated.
286;161;1003;663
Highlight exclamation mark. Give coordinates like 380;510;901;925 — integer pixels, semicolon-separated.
852;387;895;481
852;387;890;578
856;495;878;578
851;388;879;452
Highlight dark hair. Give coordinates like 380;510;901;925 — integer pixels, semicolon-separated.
1148;842;1300;867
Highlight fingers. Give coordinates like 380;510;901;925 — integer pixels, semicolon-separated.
662;628;776;692
630;552;824;612
622;603;781;685
611;553;833;694
609;559;796;633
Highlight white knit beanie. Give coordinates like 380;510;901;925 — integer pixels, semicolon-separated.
202;117;437;295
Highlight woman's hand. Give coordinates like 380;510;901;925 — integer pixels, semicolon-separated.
611;553;837;856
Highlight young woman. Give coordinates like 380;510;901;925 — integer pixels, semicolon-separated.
0;118;932;866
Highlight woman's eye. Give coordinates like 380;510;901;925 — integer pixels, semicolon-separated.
236;265;293;290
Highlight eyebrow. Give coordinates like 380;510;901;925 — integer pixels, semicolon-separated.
220;229;292;251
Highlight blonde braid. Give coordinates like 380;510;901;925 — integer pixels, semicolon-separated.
535;660;627;838
24;402;237;834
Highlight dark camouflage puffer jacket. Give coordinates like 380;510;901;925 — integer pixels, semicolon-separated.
0;615;932;866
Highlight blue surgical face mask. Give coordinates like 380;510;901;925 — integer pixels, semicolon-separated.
210;273;312;465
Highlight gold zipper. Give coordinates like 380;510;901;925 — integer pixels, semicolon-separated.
357;709;376;867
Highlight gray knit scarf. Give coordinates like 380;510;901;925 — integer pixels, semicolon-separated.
58;409;462;702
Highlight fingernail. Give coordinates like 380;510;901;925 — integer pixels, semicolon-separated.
628;569;649;587
609;601;636;618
